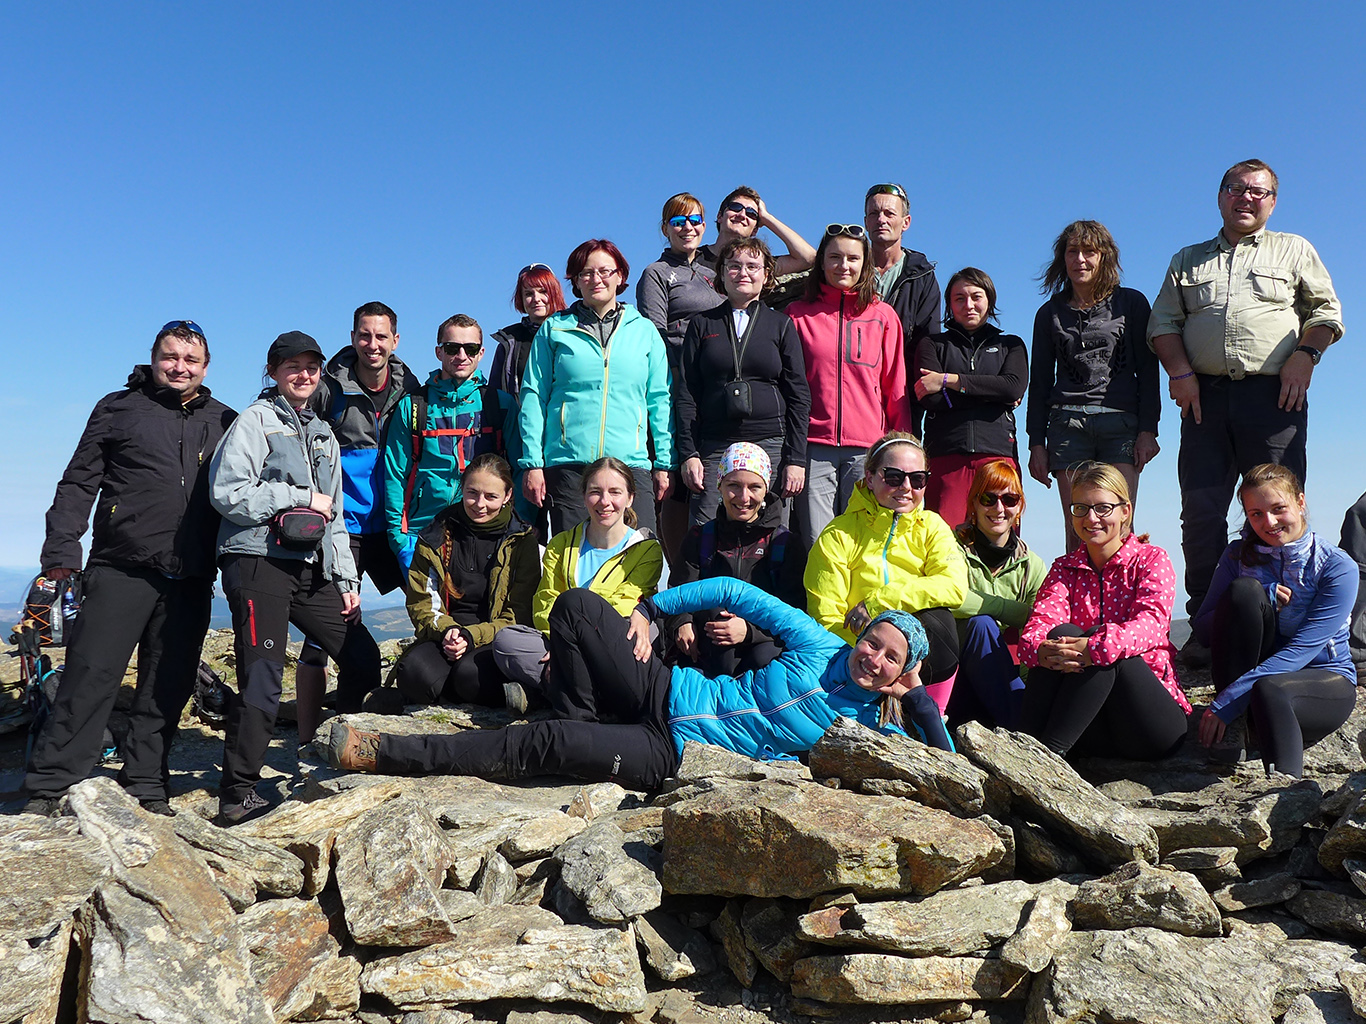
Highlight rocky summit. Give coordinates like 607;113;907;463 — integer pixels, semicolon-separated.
6;672;1366;1024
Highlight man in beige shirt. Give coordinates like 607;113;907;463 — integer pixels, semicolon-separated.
1149;159;1344;651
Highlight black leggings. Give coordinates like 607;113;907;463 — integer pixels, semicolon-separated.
1212;576;1356;777
380;590;678;790
915;607;960;685
394;640;505;707
1020;624;1188;760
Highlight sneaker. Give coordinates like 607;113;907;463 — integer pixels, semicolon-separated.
1179;636;1211;670
503;682;529;716
21;796;62;818
214;789;272;828
139;798;175;817
1209;716;1249;764
324;723;380;772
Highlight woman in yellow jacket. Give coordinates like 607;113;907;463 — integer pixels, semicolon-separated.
492;456;663;711
805;431;967;715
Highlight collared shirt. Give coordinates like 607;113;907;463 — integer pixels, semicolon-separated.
730;304;751;338
873;251;907;300
1148;229;1343;378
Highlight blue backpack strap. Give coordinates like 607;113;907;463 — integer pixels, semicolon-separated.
698;519;717;569
767;525;789;588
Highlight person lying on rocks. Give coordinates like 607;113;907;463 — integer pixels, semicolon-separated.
322;577;953;790
1194;464;1358;777
1018;460;1191;760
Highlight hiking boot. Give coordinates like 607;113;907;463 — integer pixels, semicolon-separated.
139;798;175;817
214;789;272;828
504;682;529;716
1179;635;1211;670
324;723;380;772
1209;716;1249;764
21;796;62;818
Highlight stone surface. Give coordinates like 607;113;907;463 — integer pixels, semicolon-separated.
555;821;662;923
1009;817;1086;878
0;814;108;938
476;851;517;906
635;909;716;981
662;779;1003;898
1286;890;1366;941
741;898;814;982
1072;861;1221;936
67;778;274;1024
1212;873;1302;912
999;890;1072;974
172;809;305;902
955;723;1159;868
500;811;588;861
360;922;647;1012
808;716;987;816
673;740;812;784
1128;778;1322;864
0;918;71;1024
790;953;1030;1004
1163;846;1238;871
1319;790;1366;876
567;782;630;819
239;897;360;1022
1340;962;1366;1017
334;796;458;946
710;899;757;986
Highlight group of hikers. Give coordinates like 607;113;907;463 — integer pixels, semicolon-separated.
18;160;1364;828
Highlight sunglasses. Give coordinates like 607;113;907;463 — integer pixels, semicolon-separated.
825;223;868;240
1069;501;1126;519
725;201;759;220
441;342;482;357
978;491;1022;509
519;263;552;276
160;320;205;338
878;467;930;489
668;214;704;228
865;182;908;201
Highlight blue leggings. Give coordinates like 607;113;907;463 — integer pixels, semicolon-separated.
946;615;1024;729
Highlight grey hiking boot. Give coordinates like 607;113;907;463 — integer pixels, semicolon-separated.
21;796;62;818
214;789;272;828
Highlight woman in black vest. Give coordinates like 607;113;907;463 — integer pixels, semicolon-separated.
674;237;811;527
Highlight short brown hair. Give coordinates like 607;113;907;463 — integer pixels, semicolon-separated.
1221;159;1278;193
713;237;777;299
661;192;704;232
353;301;397;333
436;313;482;344
1040;220;1122;303
152;325;210;364
944;267;999;326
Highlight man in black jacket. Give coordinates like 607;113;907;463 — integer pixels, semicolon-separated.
22;321;236;816
865;182;941;435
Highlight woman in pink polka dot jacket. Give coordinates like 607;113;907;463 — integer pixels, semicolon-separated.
1018;461;1190;759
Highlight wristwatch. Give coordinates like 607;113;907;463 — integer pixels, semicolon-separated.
1293;345;1323;365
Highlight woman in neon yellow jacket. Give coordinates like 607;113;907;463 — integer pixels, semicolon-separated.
805;431;967;715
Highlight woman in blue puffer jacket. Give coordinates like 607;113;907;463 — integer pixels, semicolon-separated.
322;577;954;790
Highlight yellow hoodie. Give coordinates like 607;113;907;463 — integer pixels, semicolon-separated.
805;483;968;645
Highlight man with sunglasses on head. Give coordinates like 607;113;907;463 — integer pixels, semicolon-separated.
697;186;817;310
1148;159;1344;667
21;321;236;817
383;314;515;573
865;182;941;435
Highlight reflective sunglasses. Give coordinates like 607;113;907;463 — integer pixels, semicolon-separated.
865;182;908;202
441;342;482;357
668;214;704;228
160;320;205;338
725;200;759;219
519;263;553;276
1069;501;1125;519
978;491;1022;509
878;467;930;489
825;223;867;240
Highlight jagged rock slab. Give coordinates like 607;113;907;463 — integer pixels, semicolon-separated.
1319;790;1366;876
360;923;647;1012
67;778;273;1024
809;716;987;816
662;779;1003;898
567;782;629;819
0;815;108;937
476;851;518;906
977;814;1017;883
240;897;360;1021
1126;778;1321;864
710;899;757;986
500;812;588;861
799;879;1040;956
1340;962;1366;1017
1213;873;1302;912
790;953;1029;1004
0;918;71;1024
1009;816;1086;877
172;810;304;902
741;898;813;982
1272;939;1366;1017
1287;890;1366;941
1164;846;1238;871
955;723;1158;868
635;909;715;981
1302;690;1366;776
335;796;458;947
673;740;812;784
554;821;661;923
1072;861;1222;936
999;890;1072;974
1345;857;1366;897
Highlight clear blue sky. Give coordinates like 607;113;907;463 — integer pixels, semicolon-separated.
3;2;1363;611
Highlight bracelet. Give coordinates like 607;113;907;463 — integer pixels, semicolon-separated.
1169;371;1195;381
942;373;949;391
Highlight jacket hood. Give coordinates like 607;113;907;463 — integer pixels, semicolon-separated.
126;364;214;409
325;345;413;393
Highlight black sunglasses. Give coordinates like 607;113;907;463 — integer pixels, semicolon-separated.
160;320;205;338
441;342;482;357
978;491;1022;509
879;467;930;489
725;200;759;219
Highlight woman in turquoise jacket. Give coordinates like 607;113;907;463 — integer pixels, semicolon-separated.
323;576;954;790
518;239;674;535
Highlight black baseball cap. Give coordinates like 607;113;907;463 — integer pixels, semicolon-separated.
267;331;324;365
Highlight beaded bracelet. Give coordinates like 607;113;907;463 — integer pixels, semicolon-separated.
1169;371;1195;381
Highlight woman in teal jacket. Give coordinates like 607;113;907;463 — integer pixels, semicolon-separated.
517;239;674;535
324;577;954;790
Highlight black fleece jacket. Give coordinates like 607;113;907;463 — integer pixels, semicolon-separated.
915;323;1028;459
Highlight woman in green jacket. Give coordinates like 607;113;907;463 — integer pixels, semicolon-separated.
948;459;1047;728
394;454;541;708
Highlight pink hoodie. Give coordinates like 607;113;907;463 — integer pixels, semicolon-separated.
787;285;910;449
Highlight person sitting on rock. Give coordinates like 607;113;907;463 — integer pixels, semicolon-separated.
321;576;953;788
1194;464;1358;777
666;442;808;677
804;431;967;719
391;454;541;709
1019;461;1191;760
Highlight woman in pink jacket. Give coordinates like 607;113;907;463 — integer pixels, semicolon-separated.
1019;461;1190;759
787;224;910;546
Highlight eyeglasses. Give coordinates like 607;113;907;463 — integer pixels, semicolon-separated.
825;223;868;240
865;182;908;202
725;201;759;220
978;491;1022;509
724;261;765;277
1069;501;1126;519
668;214;704;228
519;263;552;276
160;320;205;338
577;267;620;282
1222;183;1276;201
441;342;482;357
878;467;930;489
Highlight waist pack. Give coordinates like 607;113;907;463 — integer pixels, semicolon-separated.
271;507;328;550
